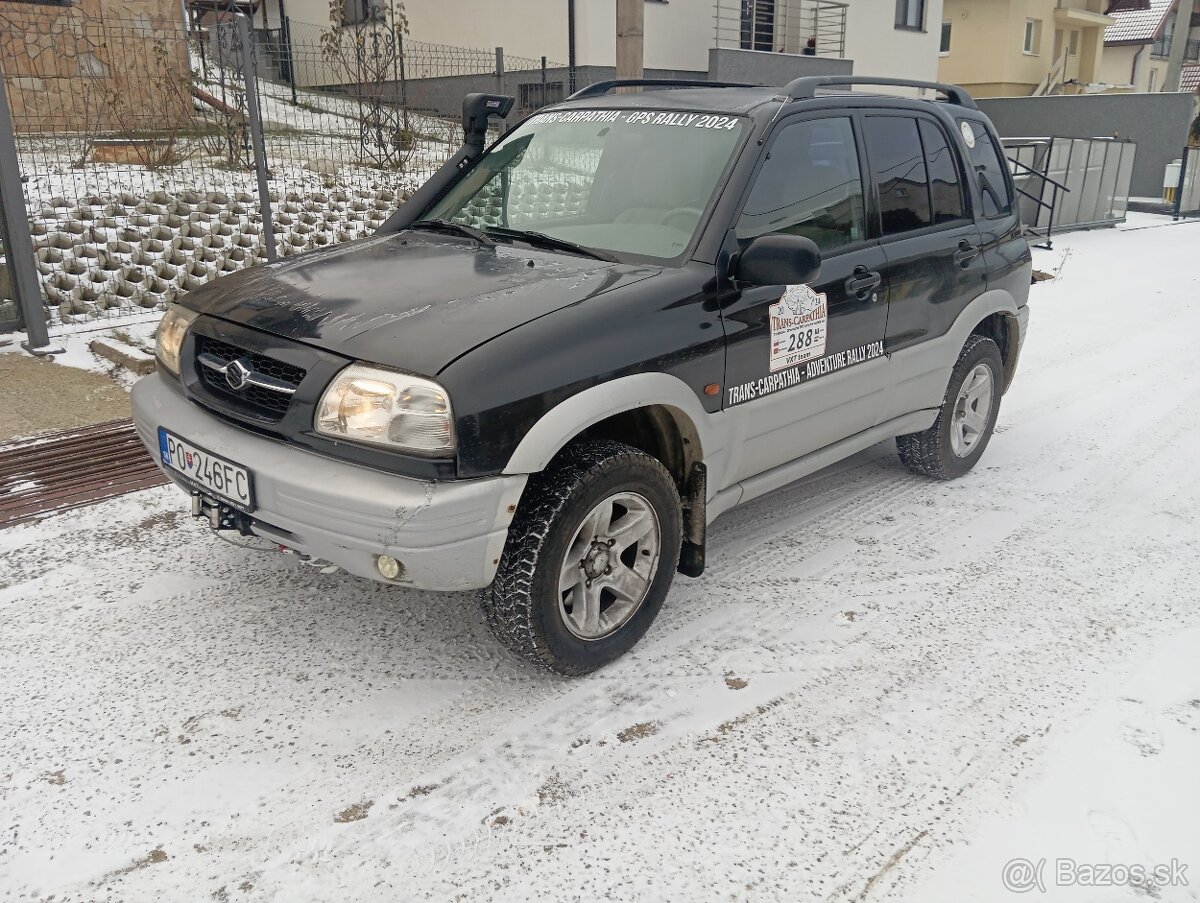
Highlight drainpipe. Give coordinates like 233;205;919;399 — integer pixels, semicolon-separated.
1131;43;1145;88
568;0;577;94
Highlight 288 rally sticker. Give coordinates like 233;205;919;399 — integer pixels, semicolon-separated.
769;284;827;372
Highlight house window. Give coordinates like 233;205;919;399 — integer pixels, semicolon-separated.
1023;19;1042;55
1069;30;1079;56
896;0;925;31
740;0;777;52
940;21;952;54
342;0;384;26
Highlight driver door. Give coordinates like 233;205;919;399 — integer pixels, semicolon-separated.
720;114;890;485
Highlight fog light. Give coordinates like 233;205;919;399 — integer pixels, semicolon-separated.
376;555;403;580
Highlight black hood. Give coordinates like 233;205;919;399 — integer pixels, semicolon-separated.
187;231;661;375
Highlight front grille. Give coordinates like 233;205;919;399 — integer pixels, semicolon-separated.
195;334;307;420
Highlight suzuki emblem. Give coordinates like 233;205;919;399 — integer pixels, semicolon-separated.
225;359;252;391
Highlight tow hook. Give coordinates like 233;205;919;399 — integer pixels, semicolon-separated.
191;490;253;535
277;545;341;575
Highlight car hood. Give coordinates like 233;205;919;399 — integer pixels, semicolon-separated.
190;230;661;375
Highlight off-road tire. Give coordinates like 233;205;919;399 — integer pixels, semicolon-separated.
481;440;682;675
896;334;1003;481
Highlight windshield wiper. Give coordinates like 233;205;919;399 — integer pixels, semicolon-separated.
483;226;619;262
410;219;496;248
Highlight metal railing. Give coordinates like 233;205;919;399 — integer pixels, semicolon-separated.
0;4;564;341
1171;146;1200;218
714;0;847;58
1004;137;1137;244
1151;35;1200;62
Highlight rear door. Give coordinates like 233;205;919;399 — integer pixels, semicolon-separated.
720;114;890;485
860;113;987;420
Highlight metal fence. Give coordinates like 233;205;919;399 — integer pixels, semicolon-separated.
1004;137;1137;236
714;0;847;58
1170;146;1200;217
0;5;563;341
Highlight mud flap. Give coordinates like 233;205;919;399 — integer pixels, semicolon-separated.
678;462;707;578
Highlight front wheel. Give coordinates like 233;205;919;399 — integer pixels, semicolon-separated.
481;440;682;675
896;334;1003;480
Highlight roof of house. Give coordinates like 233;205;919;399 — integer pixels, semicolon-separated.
1181;63;1200;92
1104;0;1173;44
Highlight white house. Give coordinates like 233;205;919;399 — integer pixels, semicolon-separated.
242;0;945;90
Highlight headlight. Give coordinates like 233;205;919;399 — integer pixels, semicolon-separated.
315;364;455;455
155;305;199;375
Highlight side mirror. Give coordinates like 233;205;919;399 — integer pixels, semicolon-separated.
735;234;822;287
462;93;516;154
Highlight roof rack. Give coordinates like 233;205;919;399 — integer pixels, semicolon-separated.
567;78;759;100
782;76;978;110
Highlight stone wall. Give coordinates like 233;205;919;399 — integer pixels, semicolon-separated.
0;0;191;134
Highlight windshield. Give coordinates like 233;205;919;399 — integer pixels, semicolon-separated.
424;109;748;262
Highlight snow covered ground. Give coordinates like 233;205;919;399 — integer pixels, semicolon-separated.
1;217;1198;902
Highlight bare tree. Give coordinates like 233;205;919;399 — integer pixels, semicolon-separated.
320;0;414;170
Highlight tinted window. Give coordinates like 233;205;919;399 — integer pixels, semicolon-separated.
737;117;867;254
958;119;1013;217
919;119;964;224
864;117;932;235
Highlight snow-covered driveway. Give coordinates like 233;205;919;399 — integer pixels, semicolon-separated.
2;218;1199;902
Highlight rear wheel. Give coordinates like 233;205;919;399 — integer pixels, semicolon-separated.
897;334;1003;480
481;440;682;675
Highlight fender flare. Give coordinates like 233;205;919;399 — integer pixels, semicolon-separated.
501;372;729;481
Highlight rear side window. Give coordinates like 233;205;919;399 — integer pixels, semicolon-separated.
863;117;932;236
918;119;965;224
958;118;1013;218
736;117;867;254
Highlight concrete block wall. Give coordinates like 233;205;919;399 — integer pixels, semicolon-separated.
978;92;1198;199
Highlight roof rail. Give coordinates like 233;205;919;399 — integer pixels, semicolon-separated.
782;76;978;110
567;78;758;100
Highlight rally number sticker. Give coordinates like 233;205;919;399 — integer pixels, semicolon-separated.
769;284;827;372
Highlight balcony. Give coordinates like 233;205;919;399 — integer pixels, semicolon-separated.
714;0;848;58
1151;35;1200;61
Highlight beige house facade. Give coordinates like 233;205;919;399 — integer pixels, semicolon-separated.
938;0;1116;96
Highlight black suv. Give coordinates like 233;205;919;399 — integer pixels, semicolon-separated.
134;76;1032;675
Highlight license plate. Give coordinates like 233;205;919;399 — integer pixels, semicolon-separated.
158;428;254;511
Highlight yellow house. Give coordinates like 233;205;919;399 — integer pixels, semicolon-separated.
938;0;1118;97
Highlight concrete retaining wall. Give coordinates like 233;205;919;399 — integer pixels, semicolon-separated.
977;92;1198;199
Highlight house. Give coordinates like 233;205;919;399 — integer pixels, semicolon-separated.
243;0;946;107
1099;0;1200;91
0;0;191;133
938;0;1119;97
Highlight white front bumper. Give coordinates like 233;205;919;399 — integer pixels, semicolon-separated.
132;373;527;591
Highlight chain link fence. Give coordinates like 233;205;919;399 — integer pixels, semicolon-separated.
0;4;564;338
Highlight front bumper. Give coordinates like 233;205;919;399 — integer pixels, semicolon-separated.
132;373;527;591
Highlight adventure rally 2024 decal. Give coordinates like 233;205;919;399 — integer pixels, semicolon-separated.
728;284;885;407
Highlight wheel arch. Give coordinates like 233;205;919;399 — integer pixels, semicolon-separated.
969;309;1022;393
502;373;722;487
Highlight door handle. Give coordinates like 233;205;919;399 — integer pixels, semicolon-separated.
844;266;881;299
954;240;980;268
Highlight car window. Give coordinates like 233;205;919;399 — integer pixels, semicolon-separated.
736;117;867;254
424;109;748;262
919;119;965;224
863;116;932;236
957;118;1013;218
